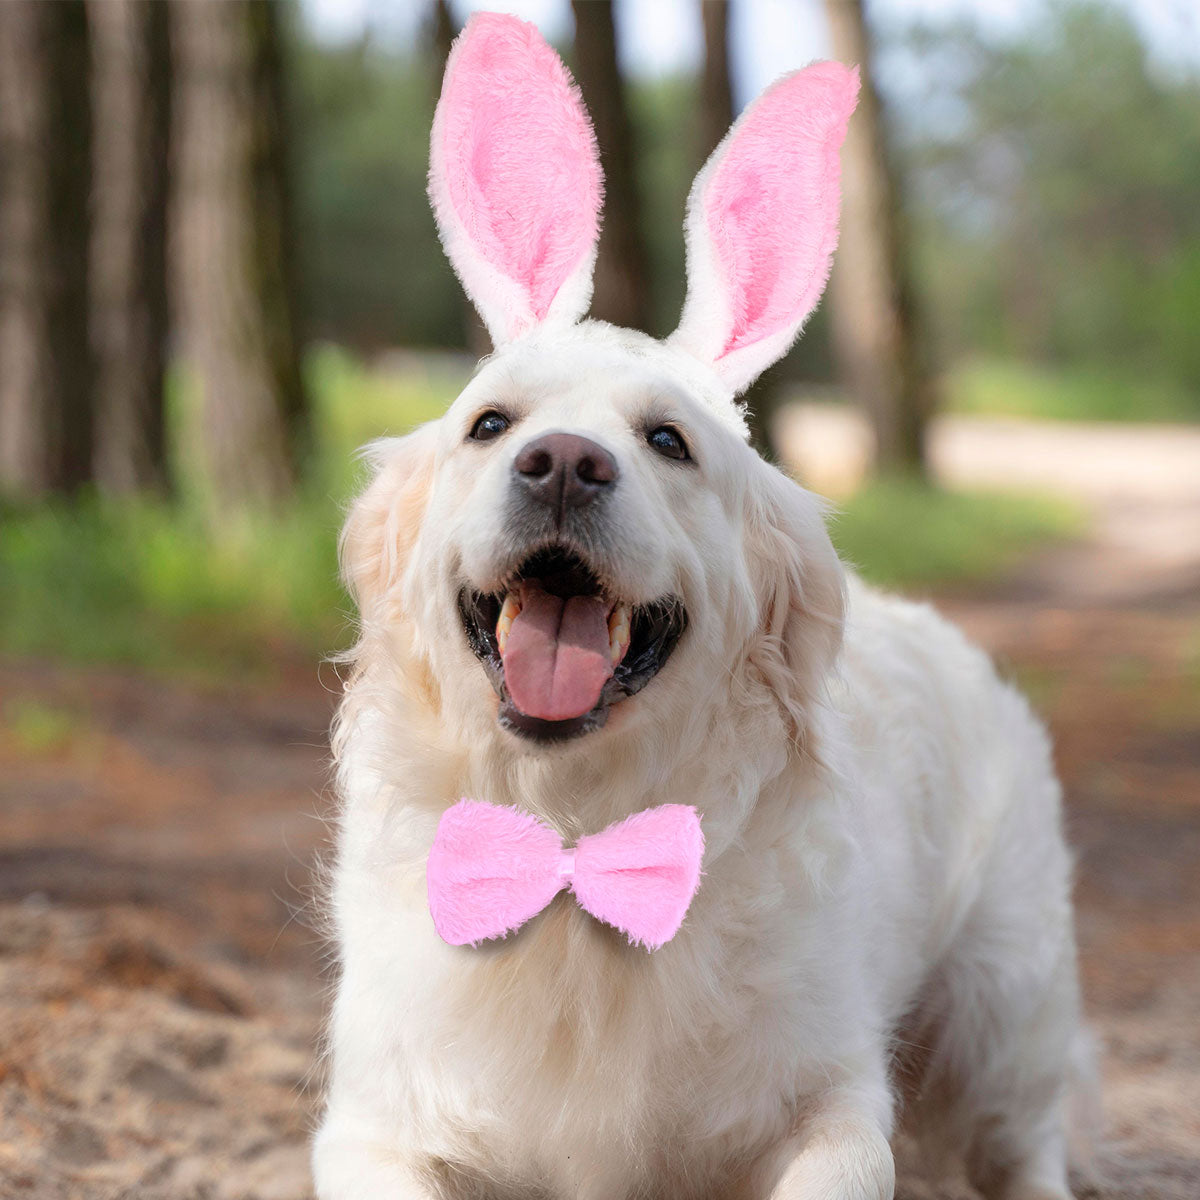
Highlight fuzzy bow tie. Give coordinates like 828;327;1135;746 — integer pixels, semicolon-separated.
427;800;704;951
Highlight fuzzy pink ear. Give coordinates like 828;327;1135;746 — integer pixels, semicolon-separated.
670;62;859;396
429;13;603;348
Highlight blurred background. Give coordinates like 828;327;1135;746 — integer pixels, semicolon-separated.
0;2;1197;1197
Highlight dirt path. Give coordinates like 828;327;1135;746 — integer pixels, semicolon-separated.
779;404;1200;607
1;413;1197;1199
0;661;334;1199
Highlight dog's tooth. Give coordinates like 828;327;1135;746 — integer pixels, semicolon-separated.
496;592;521;655
608;602;632;665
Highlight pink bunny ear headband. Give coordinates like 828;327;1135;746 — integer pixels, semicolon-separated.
430;13;859;398
427;800;705;952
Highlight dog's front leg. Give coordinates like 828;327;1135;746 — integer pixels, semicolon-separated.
764;1090;895;1200
312;1108;437;1200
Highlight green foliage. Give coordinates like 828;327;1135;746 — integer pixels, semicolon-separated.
291;35;463;349
626;74;694;339
0;351;462;677
305;344;463;495
896;1;1200;412
2;699;87;755
831;479;1083;591
948;357;1199;423
0;494;347;676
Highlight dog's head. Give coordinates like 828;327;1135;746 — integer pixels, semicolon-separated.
341;15;856;755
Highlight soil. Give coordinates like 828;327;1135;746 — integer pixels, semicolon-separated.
2;413;1197;1199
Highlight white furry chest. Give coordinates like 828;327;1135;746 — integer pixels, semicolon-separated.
325;706;891;1192
329;841;830;1192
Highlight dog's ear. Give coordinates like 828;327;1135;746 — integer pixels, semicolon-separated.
670;63;859;397
429;13;603;350
340;423;439;625
743;459;846;746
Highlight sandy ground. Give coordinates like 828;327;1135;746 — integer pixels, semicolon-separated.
1;410;1198;1198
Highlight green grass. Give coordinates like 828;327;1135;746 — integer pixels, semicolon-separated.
948;357;1199;424
2;698;89;755
0;351;1087;677
0;495;352;676
304;345;463;495
0;348;462;679
831;479;1084;591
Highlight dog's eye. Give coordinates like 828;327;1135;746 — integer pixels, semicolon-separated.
647;425;689;461
469;411;510;442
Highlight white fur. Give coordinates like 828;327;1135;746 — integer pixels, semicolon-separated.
313;322;1085;1200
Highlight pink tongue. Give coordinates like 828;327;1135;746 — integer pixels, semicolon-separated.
501;585;613;722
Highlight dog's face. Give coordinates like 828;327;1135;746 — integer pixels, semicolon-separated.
347;327;844;755
340;15;857;755
418;329;758;744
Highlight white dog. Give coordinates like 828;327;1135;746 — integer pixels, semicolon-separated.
313;14;1086;1200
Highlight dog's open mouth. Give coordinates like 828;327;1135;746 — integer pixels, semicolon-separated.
458;546;687;742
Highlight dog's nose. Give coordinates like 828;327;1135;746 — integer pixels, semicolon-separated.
512;432;619;510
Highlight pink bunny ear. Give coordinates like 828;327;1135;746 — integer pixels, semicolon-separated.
429;13;604;348
670;62;859;396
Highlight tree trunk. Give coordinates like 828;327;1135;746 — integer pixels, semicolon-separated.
699;0;734;166
570;1;651;331
174;0;306;511
824;0;933;478
91;0;172;495
0;0;94;496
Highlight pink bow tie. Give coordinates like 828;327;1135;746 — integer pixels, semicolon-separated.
427;800;704;951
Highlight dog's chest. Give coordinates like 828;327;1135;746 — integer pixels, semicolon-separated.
399;899;795;1193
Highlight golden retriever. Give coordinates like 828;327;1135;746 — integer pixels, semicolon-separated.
313;15;1087;1200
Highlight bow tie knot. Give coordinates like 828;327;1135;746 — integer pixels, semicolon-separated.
427;800;704;951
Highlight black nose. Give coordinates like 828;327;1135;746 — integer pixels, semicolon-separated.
512;431;619;511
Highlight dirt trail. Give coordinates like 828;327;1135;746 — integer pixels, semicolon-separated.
1;414;1198;1199
780;404;1200;607
0;661;333;1199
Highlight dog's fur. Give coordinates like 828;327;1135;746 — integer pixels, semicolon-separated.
314;16;1085;1200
